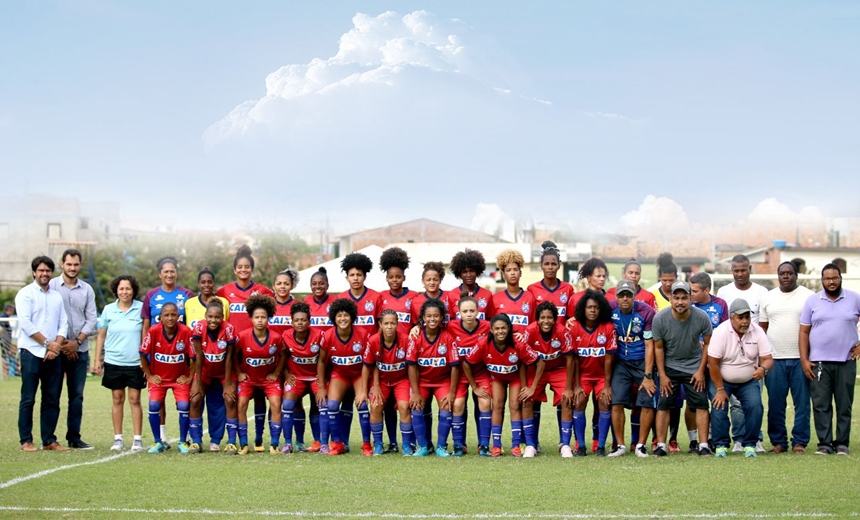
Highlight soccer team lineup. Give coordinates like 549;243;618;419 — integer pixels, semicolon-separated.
26;241;847;462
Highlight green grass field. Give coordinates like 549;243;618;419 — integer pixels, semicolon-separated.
0;377;858;519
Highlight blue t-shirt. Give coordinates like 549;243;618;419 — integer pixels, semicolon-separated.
141;286;194;324
692;296;729;328
98;300;144;366
609;300;656;361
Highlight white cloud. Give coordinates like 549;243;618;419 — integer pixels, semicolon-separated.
746;198;824;224
620;195;690;233
471;203;516;242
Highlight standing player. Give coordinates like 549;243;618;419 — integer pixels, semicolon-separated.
315;298;371;456
280;301;324;454
448;249;495;321
184;268;230;331
493;249;535;336
569;290;617;456
605;260;658;310
363;310;414;455
232;294;285;455
303;267;334;453
188;301;236;453
407;299;460;457
139;302;194;453
141;256;195;331
216;245;275;453
651;253;678;312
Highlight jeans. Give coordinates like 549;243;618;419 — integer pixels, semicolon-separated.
710;378;763;449
18;349;63;446
810;360;856;449
765;359;811;448
61;350;88;442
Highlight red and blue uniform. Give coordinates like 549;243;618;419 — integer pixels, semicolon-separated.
406;329;460;400
523;322;574;406
191;320;236;384
235;328;284;398
470;337;539;385
569;321;617;394
217;282;275;333
492;289;535;335
320;327;369;386
447;319;491;390
448;285;495;321
411;291;451;325
527;280;575;325
140;323;195;402
269;297;297;336
364;332;411;402
379;289;419;337
304;294;334;334
338;288;381;337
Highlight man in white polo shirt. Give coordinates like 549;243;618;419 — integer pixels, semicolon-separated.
708;298;774;458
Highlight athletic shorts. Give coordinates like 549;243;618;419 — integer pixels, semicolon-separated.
414;382;453;402
580;378;606;398
148;381;190;402
199;371;236;386
102;363;146;391
657;367;708;411
373;379;411;403
330;371;363;388
529;367;568;406
284;379;320;398
471;375;492;397
238;380;282;399
610;358;656;409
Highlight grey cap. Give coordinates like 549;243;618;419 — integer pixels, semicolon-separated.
671;280;691;294
616;280;636;295
729;298;752;316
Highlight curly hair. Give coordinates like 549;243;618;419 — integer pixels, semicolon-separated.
535;300;558;322
450;249;486;278
496;248;524;271
578;257;608;282
328;297;358;325
422;261;446;281
574;290;613;325
379;247;410;272
340;252;373;275
290;301;310;318
245;293;276;319
419;298;448;326
109;275;140;299
275;269;299;286
233;245;255;269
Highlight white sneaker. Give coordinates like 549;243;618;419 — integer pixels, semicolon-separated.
732;441;744;453
130;439;145;453
635;445;649;458
608;445;627;458
560;445;573;458
755;441;766;453
523;446;537;458
110;439;125;452
209;443;220;452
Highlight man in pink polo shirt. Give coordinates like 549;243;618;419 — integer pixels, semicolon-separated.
707;298;774;458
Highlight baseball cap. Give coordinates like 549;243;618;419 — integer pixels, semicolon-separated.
670;280;691;294
616;280;636;295
729;298;752;316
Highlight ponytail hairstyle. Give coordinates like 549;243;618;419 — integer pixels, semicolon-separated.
156;256;179;272
656;252;677;277
311;266;329;283
233;244;255;269
276;268;299;286
206;299;226;315
540;241;561;263
422;261;446;281
489;313;514;348
378;308;400;354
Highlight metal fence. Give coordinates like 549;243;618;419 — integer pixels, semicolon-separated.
0;317;17;380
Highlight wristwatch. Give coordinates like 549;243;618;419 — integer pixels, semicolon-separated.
43;339;50;348
76;338;83;346
643;373;653;380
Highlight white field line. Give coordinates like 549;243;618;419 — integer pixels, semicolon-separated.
0;508;846;518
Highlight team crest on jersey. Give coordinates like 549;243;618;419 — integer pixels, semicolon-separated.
560;293;569;304
396;349;406;359
597;334;607;345
310;344;320;354
268;345;277;355
710;314;720;325
522;303;530;314
218;340;227;350
437;345;447;355
405;299;412;310
176;341;185;352
326;305;331;312
478;298;487;309
155;295;164;301
551;339;561;350
284;383;293;392
365;301;375;312
508;353;519;363
633;326;641;333
352;342;363;353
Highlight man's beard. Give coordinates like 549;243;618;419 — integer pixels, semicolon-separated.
825;283;842;297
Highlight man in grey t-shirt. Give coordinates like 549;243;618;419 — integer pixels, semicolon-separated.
652;281;713;457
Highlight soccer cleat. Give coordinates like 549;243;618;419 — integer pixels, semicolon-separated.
131;439;145;453
595;447;606;457
435;445;450;458
401;444;414;456
373;443;384;456
177;442;192;454
224;443;238;455
744;446;757;458
653;446;668;457
147;442;165;454
478;445;490;457
715;447;728;458
453;445;465;457
523;446;537;458
318;444;330;455
608;445;626;458
361;442;373;457
511;446;523;457
162;439;172;451
269;445;280;454
668;440;681;453
307;441;322;453
688;440;699;454
732;441;743;453
254;440;264;453
294;442;307;453
591;439;598;453
328;442;346;456
635;445;649;458
110;439;125;452
560;445;573;458
651;439;658;452
189;442;202;454
209;443;220;452
412;446;431;457
836;446;850;456
281;443;293;454
238;444;250;455
698;445;712;457
573;446;587;457
490;446;503;457
426;441;434;452
386;442;399;454
755;441;766;453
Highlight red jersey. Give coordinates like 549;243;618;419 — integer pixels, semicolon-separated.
379;289;419;337
283;328;323;381
527;280;575;325
140;323;195;383
337;287;381;337
320;327;369;381
567;289;607;321
448;284;495;321
216;282;275;333
303;294;334;334
491;289;536;334
191;320;236;381
522;322;573;372
269;297;297;336
411;291;452;325
569;321;617;380
471;337;539;384
406;329;459;385
447;319;490;384
363;332;409;385
235;328;284;383
605;286;658;311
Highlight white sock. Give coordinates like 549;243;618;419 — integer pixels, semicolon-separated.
114;434;123;441
688;430;697;441
658;442;667;449
133;435;142;441
160;425;167;440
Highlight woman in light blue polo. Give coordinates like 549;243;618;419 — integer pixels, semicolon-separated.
94;275;145;453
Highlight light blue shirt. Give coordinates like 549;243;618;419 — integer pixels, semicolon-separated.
98;300;144;367
15;280;69;358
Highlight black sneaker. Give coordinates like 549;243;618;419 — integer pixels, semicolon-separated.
386;442;399;454
653;446;668;457
688;440;699;454
573;446;587;457
596;447;606;457
698;445;712;457
69;439;94;450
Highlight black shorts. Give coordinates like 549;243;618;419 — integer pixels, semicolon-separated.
101;363;146;391
657;367;708;411
610;358;657;409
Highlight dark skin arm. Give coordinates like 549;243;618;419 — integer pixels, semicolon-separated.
315;349;329;407
408;364;425;411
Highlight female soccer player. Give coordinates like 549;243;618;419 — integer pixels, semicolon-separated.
468;313;541;457
231;294;286;455
141;256;195;331
406;298;460;457
270;269;299;336
188;301;237;453
303;267;334;453
521;301;575;458
449;295;491;456
315;298;371;456
605;260;658;310
362;309;414;455
139;302;194;453
567;257;609;317
217;245;275;452
184;268;230;331
569;290;617;457
493;249;535;336
411;261;451;324
448;249;494;321
280;301;324;454
651;253;678;312
95;275;146;453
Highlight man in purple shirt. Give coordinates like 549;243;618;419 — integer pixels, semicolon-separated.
799;263;860;456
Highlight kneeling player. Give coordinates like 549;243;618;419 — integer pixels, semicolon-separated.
234;294;286;455
449;295;491;456
189;301;237;453
139;303;194;453
280;301;323;453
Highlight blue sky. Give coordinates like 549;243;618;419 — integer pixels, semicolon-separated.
2;1;858;234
